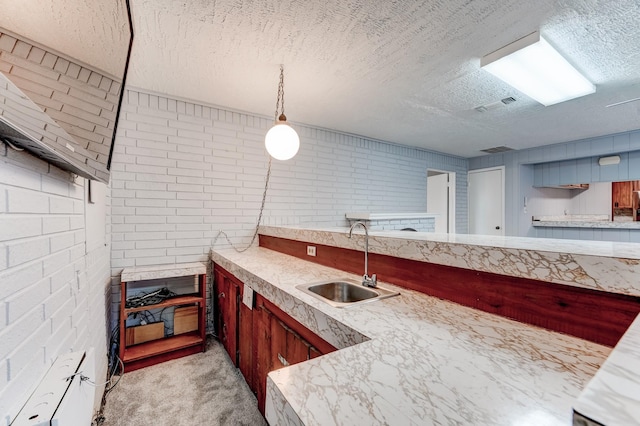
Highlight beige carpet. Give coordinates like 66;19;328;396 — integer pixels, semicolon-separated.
100;337;267;426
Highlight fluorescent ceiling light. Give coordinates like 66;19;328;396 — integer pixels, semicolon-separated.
481;32;595;106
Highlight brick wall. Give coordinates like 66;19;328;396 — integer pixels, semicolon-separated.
0;146;111;422
347;217;436;232
109;88;468;325
0;34;112;422
0;31;121;182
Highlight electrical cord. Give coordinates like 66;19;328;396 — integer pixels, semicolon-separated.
211;157;272;252
124;287;177;308
93;325;124;426
1;137;25;151
79;355;124;388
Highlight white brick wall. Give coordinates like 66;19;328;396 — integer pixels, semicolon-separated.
0;31;121;182
348;217;437;232
109;88;468;325
0;146;110;422
1;36;114;422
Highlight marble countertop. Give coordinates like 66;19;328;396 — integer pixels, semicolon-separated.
532;220;640;229
211;247;612;426
531;214;640;229
120;262;206;282
574;314;640;425
534;215;611;221
260;226;640;297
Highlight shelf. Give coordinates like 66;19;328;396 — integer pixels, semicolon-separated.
124;294;204;315
120;262;207;372
123;332;203;363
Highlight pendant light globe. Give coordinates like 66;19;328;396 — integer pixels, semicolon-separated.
265;115;299;161
265;65;299;161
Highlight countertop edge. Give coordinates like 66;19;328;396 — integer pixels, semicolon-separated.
121;261;206;282
573;314;640;425
259;225;640;297
532;220;640;229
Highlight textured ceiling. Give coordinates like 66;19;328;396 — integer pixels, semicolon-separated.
27;0;640;158
0;0;130;78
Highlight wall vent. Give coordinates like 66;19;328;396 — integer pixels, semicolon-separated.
480;146;514;154
501;97;516;104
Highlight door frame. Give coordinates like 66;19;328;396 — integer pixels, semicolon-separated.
468;166;505;235
427;169;456;233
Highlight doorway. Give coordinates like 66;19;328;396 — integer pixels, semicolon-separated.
427;170;456;233
468;166;505;236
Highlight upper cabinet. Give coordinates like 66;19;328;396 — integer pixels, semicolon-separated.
532;151;640;188
612;181;640;209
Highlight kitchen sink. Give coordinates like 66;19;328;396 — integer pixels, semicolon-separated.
296;278;399;308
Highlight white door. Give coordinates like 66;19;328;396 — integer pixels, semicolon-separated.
468;167;504;236
427;172;449;233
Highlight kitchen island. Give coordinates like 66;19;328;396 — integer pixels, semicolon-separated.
211;226;640;425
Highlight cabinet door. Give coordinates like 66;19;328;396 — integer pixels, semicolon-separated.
621;181;632;208
237;284;253;387
215;269;237;364
253;295;314;415
271;319;311;370
252;298;274;415
613;181;633;208
252;293;338;414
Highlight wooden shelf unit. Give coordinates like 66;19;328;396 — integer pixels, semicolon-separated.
124;295;204;315
119;262;207;372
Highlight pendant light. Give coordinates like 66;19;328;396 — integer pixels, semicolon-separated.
265;65;299;160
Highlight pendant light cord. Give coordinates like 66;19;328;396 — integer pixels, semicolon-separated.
274;65;285;120
211;65;285;252
211;157;272;253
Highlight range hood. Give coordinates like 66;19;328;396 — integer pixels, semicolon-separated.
545;183;590;190
0;72;106;182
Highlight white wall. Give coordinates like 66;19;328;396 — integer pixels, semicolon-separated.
0;148;110;423
0;32;113;424
109;88;468;323
570;182;611;215
528;182;612;217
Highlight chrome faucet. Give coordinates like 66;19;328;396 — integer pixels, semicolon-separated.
348;221;377;288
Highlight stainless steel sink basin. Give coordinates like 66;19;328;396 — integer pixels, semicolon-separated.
296;278;399;308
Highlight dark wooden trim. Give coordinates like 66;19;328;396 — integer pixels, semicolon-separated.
214;265;240;364
259;234;640;347
199;274;207;343
256;293;337;355
123;344;204;372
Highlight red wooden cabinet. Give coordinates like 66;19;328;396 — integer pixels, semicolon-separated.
213;264;336;414
214;267;237;363
214;267;254;385
612;180;640;210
